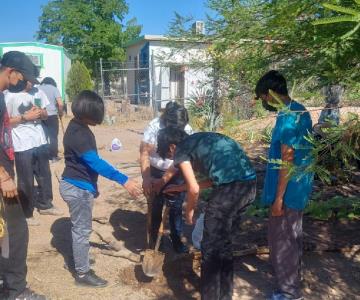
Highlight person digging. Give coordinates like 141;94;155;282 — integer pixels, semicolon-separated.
157;127;257;300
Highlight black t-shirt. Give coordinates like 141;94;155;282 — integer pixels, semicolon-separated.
62;119;98;186
0;92;14;178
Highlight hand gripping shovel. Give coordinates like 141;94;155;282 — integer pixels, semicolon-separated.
142;205;169;277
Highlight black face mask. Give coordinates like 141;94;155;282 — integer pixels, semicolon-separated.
262;99;277;112
8;79;27;93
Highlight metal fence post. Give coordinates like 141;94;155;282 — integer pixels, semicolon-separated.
100;58;104;99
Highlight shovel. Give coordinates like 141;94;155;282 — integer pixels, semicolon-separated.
142;205;169;277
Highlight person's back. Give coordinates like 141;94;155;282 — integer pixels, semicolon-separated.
174;132;256;184
38;83;61;116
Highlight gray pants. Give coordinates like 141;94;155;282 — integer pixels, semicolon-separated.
268;207;303;299
59;180;94;274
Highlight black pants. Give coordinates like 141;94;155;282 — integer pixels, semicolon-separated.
0;200;29;299
42;115;59;159
149;166;185;248
15;145;53;218
201;180;256;300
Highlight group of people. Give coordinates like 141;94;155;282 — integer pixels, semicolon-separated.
0;50;315;300
0;51;64;300
139;70;313;300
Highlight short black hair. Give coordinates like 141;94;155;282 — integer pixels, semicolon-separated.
71;90;104;124
41;77;57;87
161;102;189;129
157;127;189;159
255;70;288;98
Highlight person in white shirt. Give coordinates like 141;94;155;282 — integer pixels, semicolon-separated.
38;77;64;162
140;102;193;253
5;82;63;225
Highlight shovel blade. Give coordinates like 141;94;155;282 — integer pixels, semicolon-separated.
142;249;165;277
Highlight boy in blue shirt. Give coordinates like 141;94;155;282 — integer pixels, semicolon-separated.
255;71;313;300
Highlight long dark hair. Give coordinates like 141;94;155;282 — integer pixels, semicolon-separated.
41;77;57;87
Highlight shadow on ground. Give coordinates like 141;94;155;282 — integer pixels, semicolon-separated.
109;209;147;253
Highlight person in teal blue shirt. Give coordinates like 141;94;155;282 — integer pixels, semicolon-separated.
255;70;313;300
157;129;256;300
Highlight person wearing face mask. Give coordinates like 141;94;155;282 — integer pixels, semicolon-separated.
5;79;63;225
0;51;46;300
255;70;313;300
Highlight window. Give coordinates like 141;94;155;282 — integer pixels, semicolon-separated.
26;53;43;68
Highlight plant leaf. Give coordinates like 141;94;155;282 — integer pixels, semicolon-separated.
312;16;357;25
323;3;360;16
342;22;360;38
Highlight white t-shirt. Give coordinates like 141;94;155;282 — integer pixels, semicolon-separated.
142;117;193;171
5;88;49;152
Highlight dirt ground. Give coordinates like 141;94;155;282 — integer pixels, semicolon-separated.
25;116;360;300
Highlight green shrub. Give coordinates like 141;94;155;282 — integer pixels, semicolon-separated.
66;61;93;102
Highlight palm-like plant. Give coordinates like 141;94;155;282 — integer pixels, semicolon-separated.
312;1;360;38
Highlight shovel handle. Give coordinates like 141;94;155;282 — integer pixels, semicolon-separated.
146;195;153;247
154;206;169;252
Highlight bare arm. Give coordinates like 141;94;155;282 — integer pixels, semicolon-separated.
40;108;48;120
179;161;200;225
9;106;42;126
56;97;64;116
140;141;154;197
0;166;18;198
272;144;294;216
163;179;213;194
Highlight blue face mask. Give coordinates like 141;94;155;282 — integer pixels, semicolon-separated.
8;79;27;93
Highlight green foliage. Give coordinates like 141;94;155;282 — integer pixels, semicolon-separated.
290;113;360;184
246;195;360;220
313;1;360;38
245;197;268;218
187;88;222;131
66;61;93;101
204;0;360;100
305;196;360;220
260;125;273;144
37;0;141;73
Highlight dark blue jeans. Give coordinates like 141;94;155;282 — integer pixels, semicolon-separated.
150;166;185;248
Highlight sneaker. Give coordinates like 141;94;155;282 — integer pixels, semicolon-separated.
75;270;108;288
171;236;189;254
14;288;46;300
38;206;63;216
26;217;40;226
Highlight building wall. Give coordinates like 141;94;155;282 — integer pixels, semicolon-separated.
0;43;71;101
126;43;145;101
149;41;210;108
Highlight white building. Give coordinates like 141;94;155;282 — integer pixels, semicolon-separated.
125;34;211;108
0;42;71;101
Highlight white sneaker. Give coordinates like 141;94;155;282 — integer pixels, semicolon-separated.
38;206;63;216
